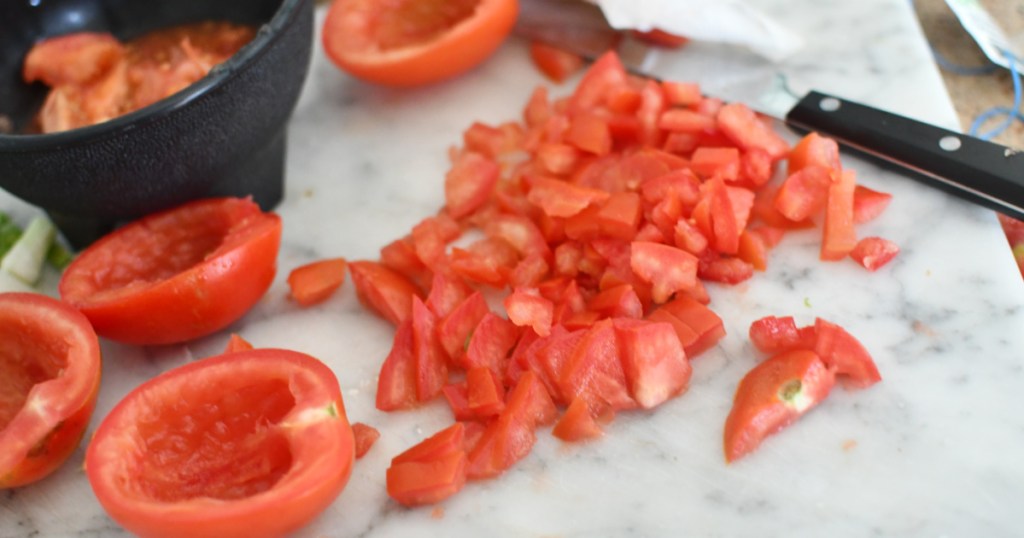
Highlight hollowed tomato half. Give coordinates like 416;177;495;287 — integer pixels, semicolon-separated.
0;292;102;489
85;348;355;538
59;197;282;345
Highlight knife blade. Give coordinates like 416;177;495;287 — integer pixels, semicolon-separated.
515;0;1024;221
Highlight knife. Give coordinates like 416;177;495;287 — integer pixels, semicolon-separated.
515;0;1024;221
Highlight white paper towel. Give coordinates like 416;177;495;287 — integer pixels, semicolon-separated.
593;0;803;62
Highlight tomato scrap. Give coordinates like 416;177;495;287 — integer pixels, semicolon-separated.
59;197;282;346
314;50;896;504
0;293;102;489
287;257;348;306
85;349;355;538
724;349;835;463
322;0;519;87
352;422;381;459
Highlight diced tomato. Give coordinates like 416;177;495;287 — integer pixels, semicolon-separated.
850;237;899;271
774;165;832;222
737;230;768;271
380;236;430;288
596;192;642;239
813;318;881;388
352;422;381;459
852;185;893;224
631;28;689;48
613;318;691;408
739;148;774;187
535;143;581;175
387;423;467;507
630;241;698;304
557;320;636;411
524;86;552;128
466;366;506;418
449;238;516;288
287;257;348;307
552;396;603;441
656;295;726;358
437;291;491;362
661;81;701;106
716;103;790;160
377;319;418;411
425;271;474;320
699;256;754;284
529;41;584;83
569;51;629;113
659;109;714;133
505;288;554;337
411;213;460;266
748;316;815;355
526;176;609;217
224;333;254;353
587;284;643;319
485;213;551;260
724;349;835;462
410;297;448;402
446;151;500;219
349;260;422;326
821;169;858;261
466;371;555;479
787;132;840;176
462;312;520;377
690;147;740;181
567;113;613;156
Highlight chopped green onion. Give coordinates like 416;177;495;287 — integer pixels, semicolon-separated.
0;267;34;292
0;212;22;259
1;215;56;285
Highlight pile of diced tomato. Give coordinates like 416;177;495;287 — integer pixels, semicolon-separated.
295;51;896;506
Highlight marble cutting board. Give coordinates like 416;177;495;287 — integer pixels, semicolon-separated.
3;0;1023;536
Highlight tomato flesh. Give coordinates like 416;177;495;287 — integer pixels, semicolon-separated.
59;197;281;345
86;349;354;538
0;293;102;489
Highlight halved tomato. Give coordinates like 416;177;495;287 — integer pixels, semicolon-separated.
85;348;354;538
59;197;281;345
0;292;101;489
322;0;519;87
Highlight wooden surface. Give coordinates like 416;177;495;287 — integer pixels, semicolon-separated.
914;0;1024;148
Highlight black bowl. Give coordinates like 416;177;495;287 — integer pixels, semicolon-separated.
0;0;314;248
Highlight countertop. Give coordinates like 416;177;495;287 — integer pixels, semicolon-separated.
915;0;1024;148
3;1;1024;537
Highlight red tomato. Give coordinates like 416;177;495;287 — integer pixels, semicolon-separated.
527;176;610;218
813;318;881;388
85;349;354;538
322;0;519;87
612;318;691;409
0;293;101;489
631;28;690;48
724;349;835;463
850;236;900;271
748;315;814;355
504;288;555;337
529;41;584;83
59;198;281;345
787;131;840;176
629;241;698;304
352;422;381;459
552;397;603;441
349;260;422;326
223;333;255;353
386;423;467;506
716;103;790;161
446;152;500;219
821;169;858;261
377;319;419;411
466;371;555;479
852;185;893;224
287;257;348;307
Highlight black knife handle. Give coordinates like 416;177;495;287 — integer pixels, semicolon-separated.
785;90;1024;221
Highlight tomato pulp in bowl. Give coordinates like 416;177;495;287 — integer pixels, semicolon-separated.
0;0;314;248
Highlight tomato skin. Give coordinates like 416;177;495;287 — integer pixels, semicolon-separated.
322;0;519;87
724;349;835;463
59;198;281;345
0;293;102;489
85;349;354;538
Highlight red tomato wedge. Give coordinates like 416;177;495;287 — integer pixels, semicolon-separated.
349;260;422;326
322;0;519;87
59;197;281;345
85;349;354;538
0;293;101;489
724;349;835;463
287;257;347;307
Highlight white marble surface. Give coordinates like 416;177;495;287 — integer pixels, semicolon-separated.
4;0;1024;536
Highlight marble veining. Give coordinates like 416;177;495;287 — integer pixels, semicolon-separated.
2;1;1024;537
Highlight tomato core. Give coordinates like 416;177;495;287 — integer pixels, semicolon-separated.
129;378;296;502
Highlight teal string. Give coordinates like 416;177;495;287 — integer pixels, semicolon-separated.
966;50;1023;141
